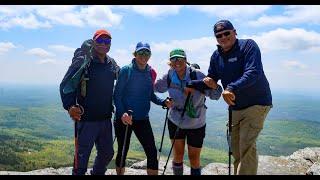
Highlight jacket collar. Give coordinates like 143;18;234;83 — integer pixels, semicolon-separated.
217;39;239;56
131;58;150;72
92;53;110;64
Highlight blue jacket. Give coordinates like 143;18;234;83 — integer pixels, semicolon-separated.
208;39;272;110
60;51;119;121
114;59;165;120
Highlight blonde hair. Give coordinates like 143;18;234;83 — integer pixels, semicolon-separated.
167;61;174;69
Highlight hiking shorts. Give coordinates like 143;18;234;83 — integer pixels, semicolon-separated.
168;120;206;148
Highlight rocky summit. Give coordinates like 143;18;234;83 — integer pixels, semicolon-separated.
1;147;319;175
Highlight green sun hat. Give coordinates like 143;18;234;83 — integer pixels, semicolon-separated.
169;48;187;59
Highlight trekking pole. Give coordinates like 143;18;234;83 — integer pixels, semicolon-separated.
227;107;232;175
73;104;84;174
119;110;133;175
158;97;172;163
113;133;117;145
162;93;191;175
113;115;117;145
73;120;79;174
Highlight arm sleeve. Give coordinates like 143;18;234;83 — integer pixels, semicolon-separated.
59;58;82;111
113;67;128;117
207;53;220;82
226;40;263;92
196;71;223;100
154;73;169;93
151;89;165;106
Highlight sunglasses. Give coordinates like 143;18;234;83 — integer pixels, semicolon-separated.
170;57;186;62
95;37;111;45
215;31;231;39
136;50;151;57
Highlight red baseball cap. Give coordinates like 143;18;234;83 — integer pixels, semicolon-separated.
93;29;112;40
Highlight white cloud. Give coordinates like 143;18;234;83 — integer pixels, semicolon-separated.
0;5;35;16
143;37;216;76
80;5;122;28
108;37;216;77
48;45;75;53
248;5;320;27
121;5;183;18
0;14;51;29
37;58;57;64
35;5;84;27
0;42;16;54
152;37;214;54
109;49;132;67
283;60;307;70
25;48;55;58
0;5;123;29
190;5;271;18
241;28;320;53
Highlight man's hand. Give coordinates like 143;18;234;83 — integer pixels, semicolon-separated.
68;106;83;121
203;77;218;89
222;89;236;106
121;112;132;125
164;98;174;108
184;87;195;96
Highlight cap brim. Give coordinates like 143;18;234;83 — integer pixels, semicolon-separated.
94;33;112;40
170;55;186;59
136;47;151;52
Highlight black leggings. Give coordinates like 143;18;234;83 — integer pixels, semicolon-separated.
114;119;158;170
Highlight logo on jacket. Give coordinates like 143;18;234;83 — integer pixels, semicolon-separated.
228;57;237;62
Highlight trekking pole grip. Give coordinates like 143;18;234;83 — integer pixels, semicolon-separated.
162;97;173;109
127;110;133;116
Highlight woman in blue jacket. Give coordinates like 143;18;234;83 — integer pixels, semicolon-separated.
113;42;172;175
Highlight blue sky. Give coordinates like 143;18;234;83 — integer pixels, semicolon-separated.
0;5;320;93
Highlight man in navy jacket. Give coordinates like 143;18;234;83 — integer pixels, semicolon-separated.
203;20;272;175
60;29;119;175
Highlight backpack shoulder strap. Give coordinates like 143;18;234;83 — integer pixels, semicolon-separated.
107;56;120;79
189;67;198;80
124;63;133;84
166;67;197;88
149;67;157;86
166;69;174;88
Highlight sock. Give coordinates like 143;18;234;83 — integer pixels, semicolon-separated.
172;162;183;175
191;167;201;175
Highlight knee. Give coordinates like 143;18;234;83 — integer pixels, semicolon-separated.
188;153;199;161
146;148;158;169
98;149;114;162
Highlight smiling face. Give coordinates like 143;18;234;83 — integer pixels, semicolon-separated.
134;49;151;68
215;29;237;52
170;57;187;74
93;34;111;55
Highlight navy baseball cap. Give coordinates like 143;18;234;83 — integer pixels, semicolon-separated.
135;42;151;52
213;20;235;34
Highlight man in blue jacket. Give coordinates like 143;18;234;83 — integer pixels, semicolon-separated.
202;20;272;175
59;29;119;175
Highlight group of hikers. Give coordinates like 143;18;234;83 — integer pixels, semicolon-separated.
59;19;273;175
